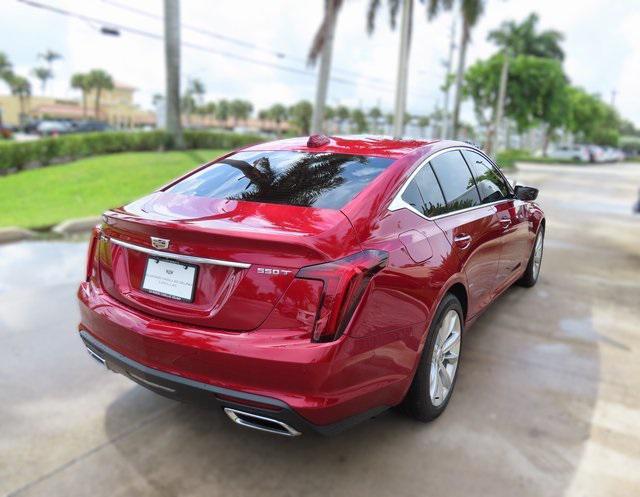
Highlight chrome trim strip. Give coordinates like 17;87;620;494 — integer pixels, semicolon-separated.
108;237;251;269
86;347;106;366
388;145;512;222
224;408;301;437
128;372;177;393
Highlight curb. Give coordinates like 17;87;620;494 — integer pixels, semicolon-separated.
0;227;36;244
52;216;102;235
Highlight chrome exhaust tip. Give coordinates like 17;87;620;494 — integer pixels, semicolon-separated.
224;408;301;437
86;346;106;366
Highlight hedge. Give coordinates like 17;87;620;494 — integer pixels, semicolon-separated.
0;130;265;174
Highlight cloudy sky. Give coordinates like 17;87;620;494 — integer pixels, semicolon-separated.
1;0;639;125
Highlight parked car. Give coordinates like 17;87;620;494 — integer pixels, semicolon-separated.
548;144;590;162
587;145;606;163
70;120;112;133
601;146;625;163
36;120;72;136
78;135;545;436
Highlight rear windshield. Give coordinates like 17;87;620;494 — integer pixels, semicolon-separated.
167;151;394;209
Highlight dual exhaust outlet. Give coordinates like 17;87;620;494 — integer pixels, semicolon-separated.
85;345;301;437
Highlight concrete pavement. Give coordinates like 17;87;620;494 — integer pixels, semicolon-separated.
1;162;639;497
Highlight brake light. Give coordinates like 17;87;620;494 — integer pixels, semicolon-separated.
297;250;388;342
85;225;101;281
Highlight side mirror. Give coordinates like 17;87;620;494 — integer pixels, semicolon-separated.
514;185;539;201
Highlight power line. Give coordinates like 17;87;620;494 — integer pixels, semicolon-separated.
99;0;397;88
16;0;436;102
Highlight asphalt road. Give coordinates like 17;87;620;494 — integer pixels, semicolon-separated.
1;162;639;497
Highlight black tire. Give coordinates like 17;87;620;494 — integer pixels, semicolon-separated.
517;225;545;288
403;293;463;422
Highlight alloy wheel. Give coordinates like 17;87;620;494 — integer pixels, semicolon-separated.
429;309;461;407
533;230;544;279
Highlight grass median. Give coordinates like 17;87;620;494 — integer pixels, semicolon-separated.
0;149;226;229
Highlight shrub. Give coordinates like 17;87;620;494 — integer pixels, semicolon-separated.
495;149;531;169
0;130;265;173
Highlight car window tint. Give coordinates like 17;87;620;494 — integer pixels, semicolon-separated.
413;165;447;217
401;179;425;212
430;151;480;212
168;151;394;209
461;150;510;204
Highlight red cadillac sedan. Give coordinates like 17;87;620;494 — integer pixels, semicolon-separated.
78;135;545;436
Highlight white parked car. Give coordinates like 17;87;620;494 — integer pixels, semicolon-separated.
548;145;591;163
36;120;72;136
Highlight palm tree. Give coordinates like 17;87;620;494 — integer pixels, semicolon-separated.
229;99;253;127
71;73;92;117
32;67;52;95
39;49;62;69
487;13;564;152
367;0;453;137
8;75;31;126
335;105;350;133
417;115;430;137
308;0;345;134
449;0;486;139
86;69;114;119
0;52;12;82
268;103;287;136
369;106;382;133
164;0;184;148
215;99;230;127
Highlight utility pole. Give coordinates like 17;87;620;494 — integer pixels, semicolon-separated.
441;16;456;139
393;0;413;138
164;0;184;148
311;0;338;135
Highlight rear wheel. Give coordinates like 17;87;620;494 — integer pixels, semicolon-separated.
518;225;545;287
403;293;463;422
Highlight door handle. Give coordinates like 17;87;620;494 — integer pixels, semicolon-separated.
453;233;472;248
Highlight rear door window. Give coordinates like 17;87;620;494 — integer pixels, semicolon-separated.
430;151;481;213
168;151;394;209
461;150;510;204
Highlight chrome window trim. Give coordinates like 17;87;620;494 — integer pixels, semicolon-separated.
388;145;512;221
108;237;251;269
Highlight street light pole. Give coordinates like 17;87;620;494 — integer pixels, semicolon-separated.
164;0;184;148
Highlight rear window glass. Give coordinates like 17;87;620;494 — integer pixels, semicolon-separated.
167;151;394;209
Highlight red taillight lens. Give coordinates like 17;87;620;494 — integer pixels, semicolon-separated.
297;250;388;342
85;225;101;281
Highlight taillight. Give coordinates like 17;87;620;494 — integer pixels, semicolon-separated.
85;225;101;281
297;250;388;342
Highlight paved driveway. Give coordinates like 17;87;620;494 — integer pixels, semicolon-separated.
1;163;639;497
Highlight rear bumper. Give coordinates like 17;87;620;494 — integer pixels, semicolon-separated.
80;330;386;436
78;281;418;431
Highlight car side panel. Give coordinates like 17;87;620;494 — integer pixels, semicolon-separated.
434;205;504;318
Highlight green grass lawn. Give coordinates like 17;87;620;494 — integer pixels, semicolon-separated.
0;149;227;229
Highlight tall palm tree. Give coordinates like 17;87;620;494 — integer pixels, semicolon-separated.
8;75;31;125
367;0;453;137
449;0;485;139
164;0;184;148
487;13;564;152
87;69;114;119
39;49;62;70
308;0;345;134
336;105;350;133
32;67;52;95
71;73;91;117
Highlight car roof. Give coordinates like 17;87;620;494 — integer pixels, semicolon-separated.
242;135;438;159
